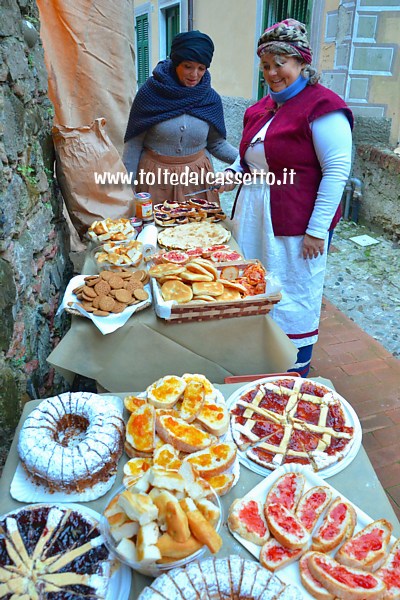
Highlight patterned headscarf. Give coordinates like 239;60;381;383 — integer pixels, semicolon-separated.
257;18;313;64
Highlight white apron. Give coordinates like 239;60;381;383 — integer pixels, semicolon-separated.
231;121;328;348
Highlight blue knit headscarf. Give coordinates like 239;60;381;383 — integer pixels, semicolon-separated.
170;30;214;68
124;58;227;142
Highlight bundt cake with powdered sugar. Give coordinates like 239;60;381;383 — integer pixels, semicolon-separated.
18;391;125;492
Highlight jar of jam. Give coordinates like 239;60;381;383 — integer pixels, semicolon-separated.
134;192;153;222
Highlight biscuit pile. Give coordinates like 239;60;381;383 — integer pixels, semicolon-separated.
70;270;150;317
149;258;266;304
154;199;226;227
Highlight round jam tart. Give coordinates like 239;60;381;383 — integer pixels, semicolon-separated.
0;504;112;599
230;377;355;473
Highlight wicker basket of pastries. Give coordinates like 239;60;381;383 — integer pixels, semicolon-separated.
148;255;281;323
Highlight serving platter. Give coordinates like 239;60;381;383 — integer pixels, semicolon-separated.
131;385;241;494
228;463;397;600
226;376;362;479
10;396;124;503
0;503;131;600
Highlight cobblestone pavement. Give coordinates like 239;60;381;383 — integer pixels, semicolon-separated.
220;189;400;359
324;220;400;358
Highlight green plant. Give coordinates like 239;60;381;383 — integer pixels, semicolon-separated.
9;357;26;369
27;53;35;69
17;165;38;186
25;15;39;26
44;167;54;183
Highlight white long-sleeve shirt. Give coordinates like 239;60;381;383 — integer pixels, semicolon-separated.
228;110;352;238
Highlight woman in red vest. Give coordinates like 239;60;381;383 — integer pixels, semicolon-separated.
218;19;353;376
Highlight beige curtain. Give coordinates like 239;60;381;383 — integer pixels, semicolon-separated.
36;0;136;155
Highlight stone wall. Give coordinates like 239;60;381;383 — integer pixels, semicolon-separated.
353;145;400;240
0;0;72;461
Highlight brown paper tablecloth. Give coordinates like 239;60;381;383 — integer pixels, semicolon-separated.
47;250;297;392
1;382;399;599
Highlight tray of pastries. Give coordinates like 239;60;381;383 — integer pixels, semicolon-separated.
0;503;131;600
121;373;239;499
149;257;281;323
227;465;400;600
157;221;231;250
227;375;362;478
154;199;226;227
137;555;304;599
102;463;223;577
87;217;137;242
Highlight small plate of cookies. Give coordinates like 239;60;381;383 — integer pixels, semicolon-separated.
58;270;152;334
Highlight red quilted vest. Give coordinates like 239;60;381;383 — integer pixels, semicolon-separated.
238;84;353;236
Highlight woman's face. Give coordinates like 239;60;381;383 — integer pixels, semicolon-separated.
175;61;207;87
261;53;305;92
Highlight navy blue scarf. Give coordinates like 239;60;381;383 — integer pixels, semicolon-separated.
124;59;227;142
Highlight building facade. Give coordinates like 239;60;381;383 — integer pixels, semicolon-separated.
132;0;399;145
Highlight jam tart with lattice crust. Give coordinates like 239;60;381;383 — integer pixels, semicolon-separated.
0;504;112;600
230;378;355;472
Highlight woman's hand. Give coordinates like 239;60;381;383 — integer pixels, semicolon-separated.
214;170;240;193
302;233;325;259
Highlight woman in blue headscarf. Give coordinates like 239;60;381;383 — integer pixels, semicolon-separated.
123;31;237;205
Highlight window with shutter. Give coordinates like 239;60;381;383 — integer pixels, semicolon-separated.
165;5;180;58
258;0;311;98
136;13;150;87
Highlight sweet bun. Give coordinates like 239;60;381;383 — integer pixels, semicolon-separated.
147;375;186;409
265;472;305;512
335;518;393;572
183;442;237;477
161;280;193;303
192;281;225;297
260;537;304;572
180;380;205;423
217;288;242;302
228;498;270;546
196;402;229;436
203;472;235;497
299;551;335;600
265;502;310;550
296;485;332;532
376;538;400;599
125;404;155;453
308;551;387;600
312;497;357;553
156;413;212;454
